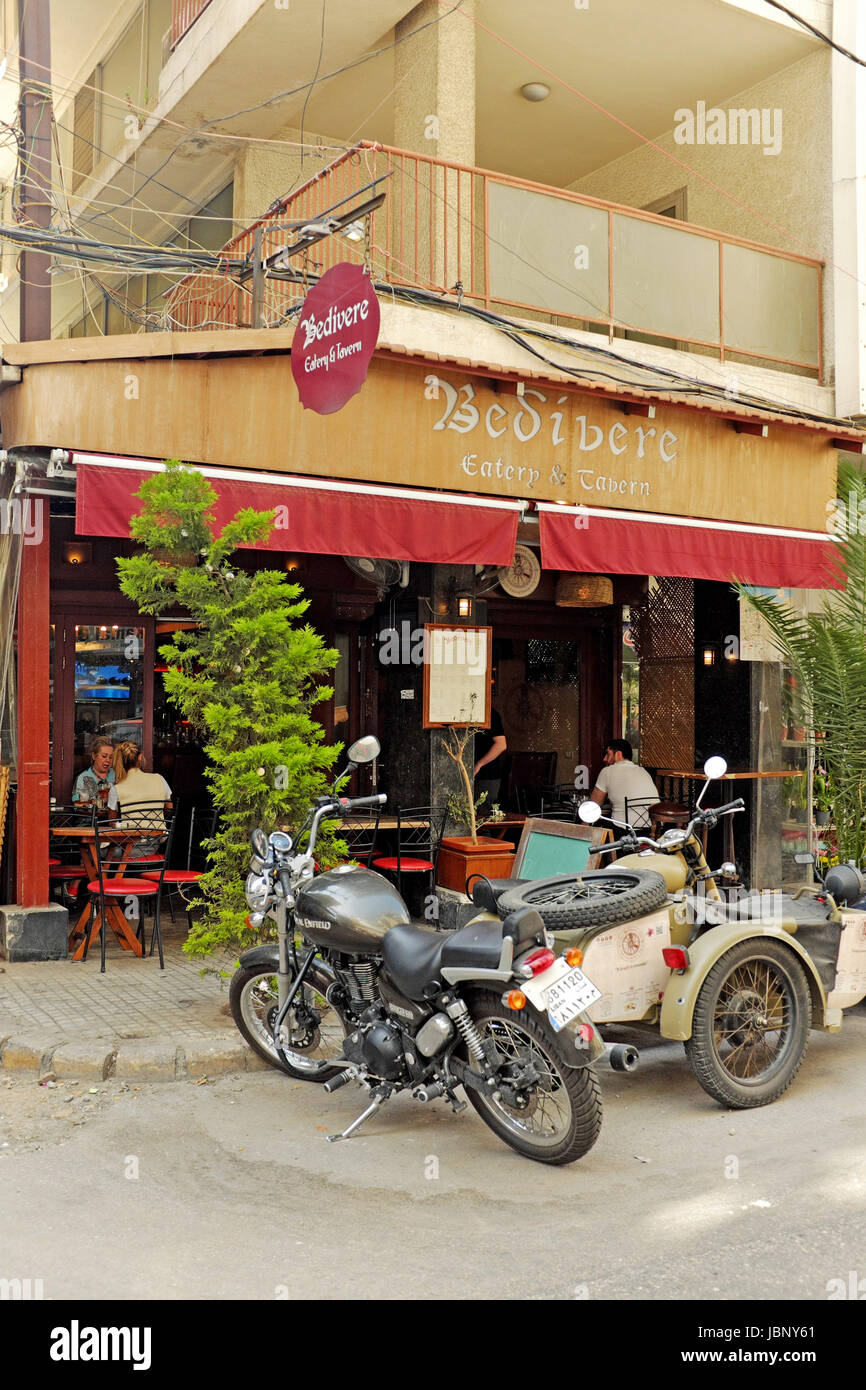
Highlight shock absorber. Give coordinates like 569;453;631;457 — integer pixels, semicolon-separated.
445;999;486;1065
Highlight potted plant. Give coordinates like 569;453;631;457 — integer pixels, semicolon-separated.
813;769;832;827
436;718;515;894
791;771;809;824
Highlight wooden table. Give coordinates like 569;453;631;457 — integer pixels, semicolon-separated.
51;826;156;961
481;815;527;845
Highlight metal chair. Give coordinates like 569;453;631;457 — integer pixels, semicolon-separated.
142;804;218;931
372;805;448;899
623;796;662;831
49;804;90;907
337;808;381;869
88;800;176;971
539;784;581;821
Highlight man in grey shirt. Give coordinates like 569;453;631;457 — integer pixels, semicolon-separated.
590;739;659;828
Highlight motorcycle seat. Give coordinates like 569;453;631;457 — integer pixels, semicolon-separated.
381;925;448;1000
383;917;519;1001
691;891;833;931
471;877;528;912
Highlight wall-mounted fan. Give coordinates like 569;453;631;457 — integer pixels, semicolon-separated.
474;563;503;595
343;556;409;599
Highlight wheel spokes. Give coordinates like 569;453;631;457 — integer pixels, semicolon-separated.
712;959;792;1080
481;1018;570;1138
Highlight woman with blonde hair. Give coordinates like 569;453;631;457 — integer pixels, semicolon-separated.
108;742;173;858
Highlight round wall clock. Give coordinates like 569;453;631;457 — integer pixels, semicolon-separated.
497;544;541;598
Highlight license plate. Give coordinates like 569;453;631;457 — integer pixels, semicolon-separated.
521;957;602;1032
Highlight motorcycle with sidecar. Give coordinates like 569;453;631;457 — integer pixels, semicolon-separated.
468;757;866;1109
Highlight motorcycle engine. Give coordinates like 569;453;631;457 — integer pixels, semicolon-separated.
343;1015;407;1081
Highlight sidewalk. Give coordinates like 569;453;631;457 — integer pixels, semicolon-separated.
0;919;267;1082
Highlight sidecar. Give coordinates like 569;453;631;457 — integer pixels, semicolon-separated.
477;865;866;1110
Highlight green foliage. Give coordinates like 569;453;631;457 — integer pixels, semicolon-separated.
117;459;340;954
737;462;866;864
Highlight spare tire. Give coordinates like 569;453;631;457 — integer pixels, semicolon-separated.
497;869;667;932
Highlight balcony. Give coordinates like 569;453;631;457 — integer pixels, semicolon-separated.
171;0;215;49
165;142;823;379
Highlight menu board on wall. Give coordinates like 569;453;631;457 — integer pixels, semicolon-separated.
422;625;492;728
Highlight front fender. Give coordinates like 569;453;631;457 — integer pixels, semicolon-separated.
659;924;827;1041
237;943;281;971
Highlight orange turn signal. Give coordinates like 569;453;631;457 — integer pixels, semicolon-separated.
565;947;584;968
505;990;527;1011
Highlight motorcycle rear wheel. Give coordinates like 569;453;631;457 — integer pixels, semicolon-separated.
684;939;811;1108
229;963;348;1082
462;991;602;1165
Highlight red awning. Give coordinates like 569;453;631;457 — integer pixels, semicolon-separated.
72;455;523;566
538;503;840;589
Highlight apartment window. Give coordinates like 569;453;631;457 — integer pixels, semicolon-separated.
70;0;173;190
643;188;688;221
142;183;234;328
71;70;98;192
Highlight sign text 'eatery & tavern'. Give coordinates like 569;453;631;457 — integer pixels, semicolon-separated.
291;263;380;415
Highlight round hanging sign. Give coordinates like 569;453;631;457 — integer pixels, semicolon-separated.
291;263;380;415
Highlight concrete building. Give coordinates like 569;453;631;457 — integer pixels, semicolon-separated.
1;0;865;953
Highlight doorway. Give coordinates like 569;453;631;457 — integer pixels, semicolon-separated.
50;611;153;803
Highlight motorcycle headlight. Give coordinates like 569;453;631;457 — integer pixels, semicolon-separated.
244;871;272;911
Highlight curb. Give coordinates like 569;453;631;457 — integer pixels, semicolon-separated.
0;1031;271;1082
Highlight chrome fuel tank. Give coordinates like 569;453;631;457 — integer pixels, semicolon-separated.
295;866;411;953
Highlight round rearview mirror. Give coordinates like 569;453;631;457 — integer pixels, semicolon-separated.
578;801;602;824
347;734;380;765
703;756;727;780
251;828;268;859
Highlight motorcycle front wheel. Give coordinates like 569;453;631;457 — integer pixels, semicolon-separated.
462;991;602;1165
229;962;348;1082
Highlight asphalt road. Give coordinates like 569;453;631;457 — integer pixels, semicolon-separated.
2;1014;864;1303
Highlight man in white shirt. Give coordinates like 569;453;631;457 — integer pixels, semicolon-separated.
590;739;659;828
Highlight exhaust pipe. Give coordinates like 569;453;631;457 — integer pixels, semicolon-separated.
603;1043;639;1073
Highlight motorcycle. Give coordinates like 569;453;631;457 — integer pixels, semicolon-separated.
478;756;866;1109
230;736;605;1165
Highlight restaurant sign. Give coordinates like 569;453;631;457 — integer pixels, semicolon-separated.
291;264;380;415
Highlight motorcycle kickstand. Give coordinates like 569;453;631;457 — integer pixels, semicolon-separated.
326;1085;392;1143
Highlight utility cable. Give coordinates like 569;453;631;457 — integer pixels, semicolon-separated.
759;0;866;67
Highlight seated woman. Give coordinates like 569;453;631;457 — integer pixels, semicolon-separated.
107;741;173;860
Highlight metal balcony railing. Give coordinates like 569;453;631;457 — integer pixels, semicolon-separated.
164;142;823;377
171;0;215;50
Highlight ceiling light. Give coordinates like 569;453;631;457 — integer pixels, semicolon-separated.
520;82;550;102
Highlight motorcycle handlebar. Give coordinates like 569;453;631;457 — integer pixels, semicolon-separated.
337;794;387;810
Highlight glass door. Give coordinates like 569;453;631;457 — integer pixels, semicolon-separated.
51;615;152;803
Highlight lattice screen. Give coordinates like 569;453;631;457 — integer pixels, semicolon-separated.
500;640;580;780
630;578;695;770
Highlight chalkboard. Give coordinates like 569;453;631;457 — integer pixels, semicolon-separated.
513;818;610;879
519;830;593;879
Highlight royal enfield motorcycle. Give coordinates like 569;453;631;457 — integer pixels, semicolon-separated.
230;736;605;1165
480;756;866;1110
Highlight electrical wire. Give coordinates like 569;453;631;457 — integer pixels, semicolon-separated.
449;1;859;281
759;0;866;67
298;0;327;181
